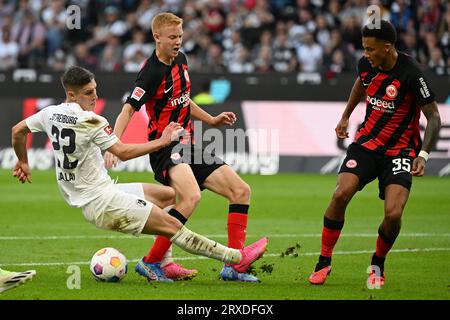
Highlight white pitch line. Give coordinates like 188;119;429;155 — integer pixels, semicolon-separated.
1;247;450;267
1;233;450;241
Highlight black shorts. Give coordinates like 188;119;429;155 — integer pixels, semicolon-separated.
339;143;413;200
149;142;225;189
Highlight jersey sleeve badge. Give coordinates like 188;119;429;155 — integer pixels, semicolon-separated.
103;125;113;135
131;87;146;101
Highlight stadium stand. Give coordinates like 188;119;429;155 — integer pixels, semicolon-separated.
0;0;449;76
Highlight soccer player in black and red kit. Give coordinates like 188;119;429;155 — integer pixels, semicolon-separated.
106;13;266;282
309;20;441;286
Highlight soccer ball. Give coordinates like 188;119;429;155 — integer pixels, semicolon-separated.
90;247;128;282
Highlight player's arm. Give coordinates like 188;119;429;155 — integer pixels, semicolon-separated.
411;101;441;176
105;62;158;168
104;103;136;168
189;100;236;127
105;99;144;169
107;122;183;161
11;120;32;183
335;77;366;139
113;103;135;139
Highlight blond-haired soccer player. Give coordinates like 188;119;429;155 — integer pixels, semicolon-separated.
105;12;261;282
11;66;268;283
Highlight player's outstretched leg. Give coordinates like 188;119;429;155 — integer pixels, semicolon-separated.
137;204;268;283
136;227;267;283
0;268;36;293
136;230;268;283
170;226;268;270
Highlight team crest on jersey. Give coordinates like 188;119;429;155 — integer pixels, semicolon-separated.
131;87;146;101
184;69;190;83
385;85;398;99
346;159;357;168
103;125;113;135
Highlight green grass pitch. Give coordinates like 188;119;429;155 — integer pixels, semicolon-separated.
0;169;449;300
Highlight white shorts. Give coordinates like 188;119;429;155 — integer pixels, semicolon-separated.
81;183;154;236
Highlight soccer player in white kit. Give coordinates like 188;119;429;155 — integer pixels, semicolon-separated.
10;66;268;283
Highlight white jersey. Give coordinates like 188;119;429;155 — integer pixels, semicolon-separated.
25;102;119;207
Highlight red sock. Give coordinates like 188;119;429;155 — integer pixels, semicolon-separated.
143;235;172;263
321;226;342;257
375;235;393;258
228;204;249;249
320;217;344;258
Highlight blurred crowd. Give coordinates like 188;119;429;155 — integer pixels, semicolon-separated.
0;0;449;77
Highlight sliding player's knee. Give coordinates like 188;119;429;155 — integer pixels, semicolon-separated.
142;185;176;208
144;207;182;237
161;187;176;208
163;213;183;234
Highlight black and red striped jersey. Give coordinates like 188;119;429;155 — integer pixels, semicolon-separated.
356;52;435;157
125;50;192;143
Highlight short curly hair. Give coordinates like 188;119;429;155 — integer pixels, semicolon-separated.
362;20;397;44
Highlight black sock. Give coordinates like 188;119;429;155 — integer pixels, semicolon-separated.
371;253;385;274
168;208;188;225
315;255;332;271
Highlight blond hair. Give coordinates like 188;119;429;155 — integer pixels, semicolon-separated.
151;12;183;34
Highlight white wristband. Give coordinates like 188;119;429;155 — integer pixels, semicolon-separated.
418;150;429;162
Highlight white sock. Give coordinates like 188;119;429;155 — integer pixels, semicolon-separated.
161;245;174;267
160;205;175;267
171;226;241;264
